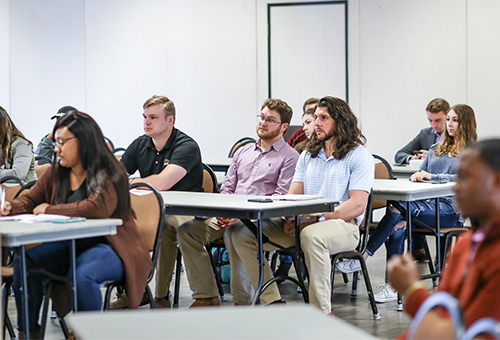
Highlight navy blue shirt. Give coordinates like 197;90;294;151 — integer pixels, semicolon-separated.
120;128;203;192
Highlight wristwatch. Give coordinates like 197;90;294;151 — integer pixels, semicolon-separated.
317;215;326;222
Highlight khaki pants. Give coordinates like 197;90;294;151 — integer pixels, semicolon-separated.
225;217;359;312
155;215;194;298
176;217;225;299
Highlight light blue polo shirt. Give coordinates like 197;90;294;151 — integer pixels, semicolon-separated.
292;145;374;225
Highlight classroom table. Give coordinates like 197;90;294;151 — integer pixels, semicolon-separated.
66;304;378;339
391;164;421;179
0;218;121;339
159;191;336;304
372;179;455;308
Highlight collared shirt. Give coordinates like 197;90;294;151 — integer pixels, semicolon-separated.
120;128;204;192
221;137;299;196
292;146;374;225
435;131;442;144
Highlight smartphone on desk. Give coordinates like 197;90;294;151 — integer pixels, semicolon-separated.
247;198;273;203
52;217;87;223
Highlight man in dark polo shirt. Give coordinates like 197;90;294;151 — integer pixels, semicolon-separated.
111;95;203;309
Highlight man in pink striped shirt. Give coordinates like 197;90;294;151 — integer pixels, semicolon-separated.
177;99;299;307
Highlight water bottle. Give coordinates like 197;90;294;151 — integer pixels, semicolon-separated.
220;249;230;283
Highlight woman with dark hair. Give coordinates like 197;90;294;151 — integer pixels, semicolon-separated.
1;111;151;339
0;106;37;183
338;104;478;304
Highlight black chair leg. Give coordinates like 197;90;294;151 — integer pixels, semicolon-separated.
3;279;16;340
173;250;182;308
270;252;278;275
359;258;380;320
422;237;438;286
40;282;53;340
103;285;115;310
290;255;309;303
58;317;70;339
351;271;359;296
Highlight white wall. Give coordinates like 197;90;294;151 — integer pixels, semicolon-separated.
0;0;9;108
4;0;500;162
357;0;468;162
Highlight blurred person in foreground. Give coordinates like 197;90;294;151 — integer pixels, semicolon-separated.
388;139;500;339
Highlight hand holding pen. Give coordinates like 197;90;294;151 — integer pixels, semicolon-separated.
0;187;12;216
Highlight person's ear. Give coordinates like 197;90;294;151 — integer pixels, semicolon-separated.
492;172;500;194
281;122;289;133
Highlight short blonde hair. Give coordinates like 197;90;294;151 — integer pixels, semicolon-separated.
143;95;176;120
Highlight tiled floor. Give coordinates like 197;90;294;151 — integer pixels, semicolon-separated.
5;240;439;340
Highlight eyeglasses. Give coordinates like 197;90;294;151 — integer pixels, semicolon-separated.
257;115;281;125
52;137;76;149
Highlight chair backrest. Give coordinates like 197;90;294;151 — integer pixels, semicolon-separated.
372;154;394;211
202;163;219;193
228;137;256;158
0;175;23;201
357;190;373;253
14;180;37;199
406;291;465;340
129;182;165;282
35;163;51;179
104;136;115;151
113;147;126;161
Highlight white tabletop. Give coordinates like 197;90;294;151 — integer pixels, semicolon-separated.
66;305;378;340
203;157;233;167
391;164;421;179
0;218;121;247
372;179;455;201
159;191;337;219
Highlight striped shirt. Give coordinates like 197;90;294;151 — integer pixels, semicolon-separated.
292;145;374;225
221;138;299;196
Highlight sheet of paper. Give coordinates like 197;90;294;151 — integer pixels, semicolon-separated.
0;214;72;223
274;194;324;201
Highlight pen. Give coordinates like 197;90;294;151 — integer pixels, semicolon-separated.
1;187;6;212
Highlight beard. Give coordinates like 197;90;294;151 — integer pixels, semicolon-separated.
257;125;281;141
317;127;335;142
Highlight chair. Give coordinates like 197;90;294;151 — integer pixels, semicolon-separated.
35;163;51;179
103;182;166;309
412;221;470;273
104;136;115;151
0;175;23;201
202;163;219;194
228;137;256;158
332;191;380;320
406;291;465;340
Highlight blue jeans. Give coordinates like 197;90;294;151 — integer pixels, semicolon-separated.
13;240;124;332
366;198;462;260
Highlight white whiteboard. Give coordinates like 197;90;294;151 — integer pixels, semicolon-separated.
269;1;347;124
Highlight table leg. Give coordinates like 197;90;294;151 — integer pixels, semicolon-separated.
20;245;30;340
406;201;412;253
251;218;263;306
71;239;78;312
435;197;441;276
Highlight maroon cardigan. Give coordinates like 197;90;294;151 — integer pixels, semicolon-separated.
10;168;152;311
